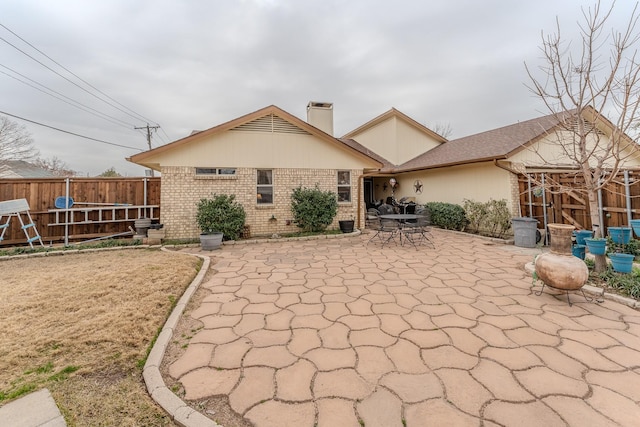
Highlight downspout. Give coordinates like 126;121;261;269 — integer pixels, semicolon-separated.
357;174;362;230
624;170;632;224
527;174;533;217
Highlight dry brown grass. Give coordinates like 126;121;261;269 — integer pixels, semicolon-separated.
0;248;202;426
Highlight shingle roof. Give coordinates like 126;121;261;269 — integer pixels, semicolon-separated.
0;160;55;178
128;105;384;170
338;138;394;172
396;110;571;172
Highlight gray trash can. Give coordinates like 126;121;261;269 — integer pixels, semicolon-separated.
511;217;539;248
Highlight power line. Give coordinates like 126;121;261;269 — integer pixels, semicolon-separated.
0;22;159;126
0;64;137;129
0;110;143;151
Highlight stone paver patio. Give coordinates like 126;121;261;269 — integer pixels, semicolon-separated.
166;230;640;427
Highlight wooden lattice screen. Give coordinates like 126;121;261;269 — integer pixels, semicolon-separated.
517;170;640;232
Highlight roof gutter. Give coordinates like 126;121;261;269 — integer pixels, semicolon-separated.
493;158;519;174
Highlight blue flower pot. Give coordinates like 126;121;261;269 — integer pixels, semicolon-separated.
608;227;632;245
573;230;594;245
608;253;635;273
571;244;586;260
630;219;640;238
584;238;607;255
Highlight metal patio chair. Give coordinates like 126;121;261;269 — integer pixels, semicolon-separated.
368;217;400;247
401;214;434;248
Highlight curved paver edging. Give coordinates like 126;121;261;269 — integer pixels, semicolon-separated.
143;249;221;427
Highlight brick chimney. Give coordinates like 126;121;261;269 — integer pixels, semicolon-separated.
306;101;333;136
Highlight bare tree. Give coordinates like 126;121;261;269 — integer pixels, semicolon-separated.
525;1;640;271
427;122;453;139
0;115;39;163
34;156;77;177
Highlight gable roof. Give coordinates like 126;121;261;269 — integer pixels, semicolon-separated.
342;107;448;143
0;160;55;178
128;105;384;169
396;110;572;172
338;138;394;172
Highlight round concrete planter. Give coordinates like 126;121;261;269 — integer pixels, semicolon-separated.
200;232;223;250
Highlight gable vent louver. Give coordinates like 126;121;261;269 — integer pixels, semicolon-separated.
567;118;605;136
231;114;311;135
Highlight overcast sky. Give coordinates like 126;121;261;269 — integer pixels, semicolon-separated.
0;0;636;176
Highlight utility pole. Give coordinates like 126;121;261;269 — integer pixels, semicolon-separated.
135;123;159;176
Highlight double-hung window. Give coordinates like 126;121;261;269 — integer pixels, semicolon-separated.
257;170;273;204
337;170;351;202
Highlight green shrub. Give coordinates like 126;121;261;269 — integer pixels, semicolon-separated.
196;194;246;240
591;264;640;300
425;202;467;230
291;185;338;232
462;199;487;233
463;198;512;238
607;236;640;258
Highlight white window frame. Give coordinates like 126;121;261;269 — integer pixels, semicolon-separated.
195;167;236;175
257;169;273;204
337;170;351;203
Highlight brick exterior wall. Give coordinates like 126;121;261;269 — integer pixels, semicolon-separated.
160;166;363;239
508;171;520;216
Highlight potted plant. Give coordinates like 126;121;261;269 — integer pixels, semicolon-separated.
630;219;640;238
606;236;637;273
608;226;632;245
584;237;607;255
196;194;246;250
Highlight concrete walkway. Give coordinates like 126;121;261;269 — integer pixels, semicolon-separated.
166;230;640;427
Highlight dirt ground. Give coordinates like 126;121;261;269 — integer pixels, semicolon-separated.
0;248;202;426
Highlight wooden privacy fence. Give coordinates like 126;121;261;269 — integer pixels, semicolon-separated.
517;170;640;234
0;177;160;246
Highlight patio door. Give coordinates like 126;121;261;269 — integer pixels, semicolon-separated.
364;178;374;208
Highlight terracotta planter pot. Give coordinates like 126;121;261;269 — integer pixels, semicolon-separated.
535;223;588;291
547;223;574;255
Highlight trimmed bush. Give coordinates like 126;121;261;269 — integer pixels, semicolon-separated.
463;198;512;238
196;194;246;240
291;185;338;232
425;202;467;230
